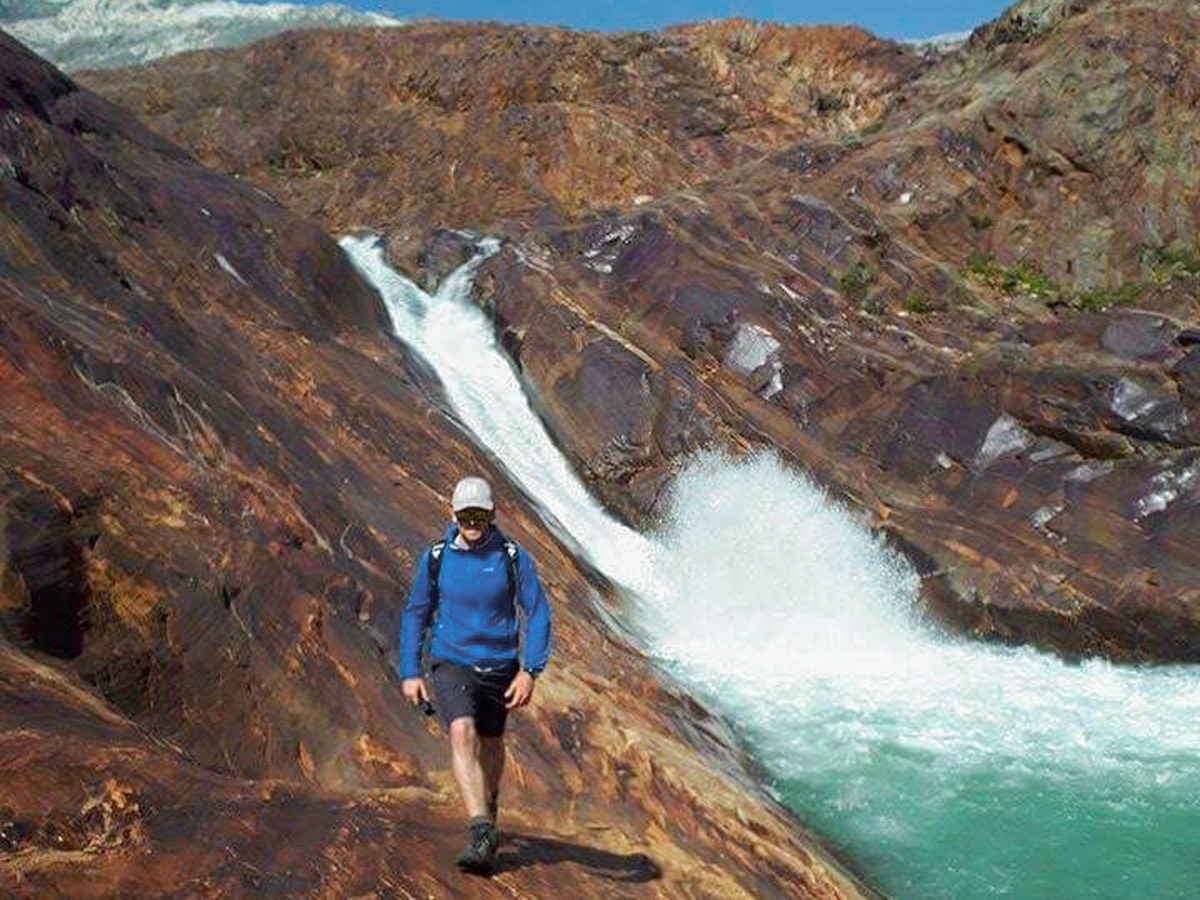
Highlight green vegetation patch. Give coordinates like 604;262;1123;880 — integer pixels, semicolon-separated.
964;254;1143;312
816;93;849;114
1071;282;1144;312
903;292;932;314
966;254;1059;299
860;294;887;315
1147;245;1200;282
840;262;878;300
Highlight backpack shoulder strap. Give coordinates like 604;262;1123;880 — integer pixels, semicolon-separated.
502;540;520;603
427;540;446;603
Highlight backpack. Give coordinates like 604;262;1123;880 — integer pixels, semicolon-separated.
426;537;520;606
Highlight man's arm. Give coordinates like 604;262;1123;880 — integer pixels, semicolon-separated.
514;549;552;674
398;547;435;680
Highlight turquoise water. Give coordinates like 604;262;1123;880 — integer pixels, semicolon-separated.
343;235;1200;900
652;454;1200;900
768;716;1200;899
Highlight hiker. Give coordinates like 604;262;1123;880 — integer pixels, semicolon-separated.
398;475;552;873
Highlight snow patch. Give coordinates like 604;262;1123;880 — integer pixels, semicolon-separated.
901;29;972;51
582;222;638;275
510;243;554;276
761;367;784;401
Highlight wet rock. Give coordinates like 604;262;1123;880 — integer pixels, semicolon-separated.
86;0;1200;666
0;33;870;900
386;229;479;292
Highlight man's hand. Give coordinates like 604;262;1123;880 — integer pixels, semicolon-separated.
402;677;429;706
504;671;535;709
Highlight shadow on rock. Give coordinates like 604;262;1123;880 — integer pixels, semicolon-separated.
494;832;661;881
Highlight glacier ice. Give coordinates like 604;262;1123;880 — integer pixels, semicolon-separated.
2;0;407;71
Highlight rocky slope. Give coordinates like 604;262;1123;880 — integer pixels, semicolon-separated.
88;20;922;233
0;32;873;900
85;1;1200;662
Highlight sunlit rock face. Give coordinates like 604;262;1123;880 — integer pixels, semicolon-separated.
1;0;406;71
87;19;923;232
0;33;874;900
85;4;1200;661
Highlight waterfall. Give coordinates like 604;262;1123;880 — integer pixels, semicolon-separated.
342;233;1200;900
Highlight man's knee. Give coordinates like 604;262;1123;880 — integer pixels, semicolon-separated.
448;717;479;756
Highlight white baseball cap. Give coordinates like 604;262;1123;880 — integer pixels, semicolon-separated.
451;476;494;512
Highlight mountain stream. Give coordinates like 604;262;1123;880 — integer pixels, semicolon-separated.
341;233;1200;900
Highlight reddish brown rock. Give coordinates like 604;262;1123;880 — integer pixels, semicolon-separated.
84;20;923;234
79;2;1200;662
0;32;874;900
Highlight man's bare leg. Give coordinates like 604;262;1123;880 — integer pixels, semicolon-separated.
448;717;488;818
479;735;505;821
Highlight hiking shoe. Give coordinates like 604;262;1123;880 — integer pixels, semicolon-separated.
455;820;498;874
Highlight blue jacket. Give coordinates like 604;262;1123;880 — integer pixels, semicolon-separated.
398;523;552;679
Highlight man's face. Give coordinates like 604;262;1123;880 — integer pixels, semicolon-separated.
455;506;493;544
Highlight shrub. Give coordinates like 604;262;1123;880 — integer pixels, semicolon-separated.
965;255;1060;299
1070;282;1143;312
1147;245;1200;282
840;262;877;300
861;294;887;315
904;292;932;314
816;93;849;113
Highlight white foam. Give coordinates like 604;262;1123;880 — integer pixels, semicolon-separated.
342;231;1200;894
340;234;656;594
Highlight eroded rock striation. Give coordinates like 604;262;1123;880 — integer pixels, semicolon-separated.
88;20;922;233
0;32;873;900
83;1;1200;662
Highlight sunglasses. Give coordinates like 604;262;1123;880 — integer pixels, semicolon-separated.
456;509;493;527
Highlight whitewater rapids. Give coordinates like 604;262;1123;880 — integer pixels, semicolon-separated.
341;233;1200;900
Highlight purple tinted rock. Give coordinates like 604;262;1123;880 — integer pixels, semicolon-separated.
1172;347;1200;400
1101;313;1174;361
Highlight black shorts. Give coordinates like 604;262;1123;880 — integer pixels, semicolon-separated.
428;658;520;737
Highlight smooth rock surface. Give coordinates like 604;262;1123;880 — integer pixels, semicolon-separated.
83;4;1200;659
0;32;873;900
